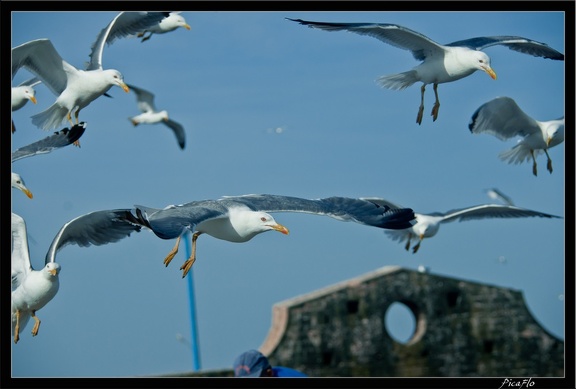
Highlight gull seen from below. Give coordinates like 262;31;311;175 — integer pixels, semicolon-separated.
136;11;191;42
287;18;564;125
11;210;142;344
125;194;416;278
126;83;186;150
468;96;565;176
361;197;562;254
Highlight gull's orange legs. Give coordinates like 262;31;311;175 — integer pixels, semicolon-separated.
180;232;204;278
14;310;21;344
416;85;426;125
31;310;41;337
530;150;538;176
431;83;440;121
163;235;182;267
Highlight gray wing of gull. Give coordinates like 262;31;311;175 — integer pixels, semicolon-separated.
468;96;541;140
12;38;68;96
286;18;444;61
45;209;142;265
12;123;87;162
446;36;564;60
439;204;562;223
164;119;186;149
125;83;157;112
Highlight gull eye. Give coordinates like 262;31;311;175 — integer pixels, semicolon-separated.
260;217;267;222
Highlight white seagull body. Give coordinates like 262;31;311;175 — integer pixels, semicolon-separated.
361;197;562;253
126;83;186;149
137;12;191;42
287;18;564;125
125;194;416;277
469;96;565;176
12;214;60;344
11;13;168;130
11;210;141;343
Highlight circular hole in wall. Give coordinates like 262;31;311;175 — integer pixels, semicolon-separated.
384;301;417;344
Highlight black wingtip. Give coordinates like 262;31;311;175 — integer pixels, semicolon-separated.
468;107;480;133
383;208;416;230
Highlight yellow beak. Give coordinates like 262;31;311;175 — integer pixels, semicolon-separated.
22;188;33;199
272;223;290;235
121;83;130;93
30;96;37;104
484;66;497;80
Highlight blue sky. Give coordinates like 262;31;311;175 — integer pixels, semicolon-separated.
9;8;569;378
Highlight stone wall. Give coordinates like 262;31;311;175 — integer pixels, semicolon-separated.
166;266;564;377
259;266;564;377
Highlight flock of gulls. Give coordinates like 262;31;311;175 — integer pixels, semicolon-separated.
11;12;564;345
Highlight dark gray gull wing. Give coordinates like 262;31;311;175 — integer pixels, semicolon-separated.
12;122;87;162
45;209;142;265
445;36;564;60
225;194;416;229
359;197;405;210
12;39;68;96
87;11;170;71
439;204;562;224
164;119;186;149
286;18;444;61
468;96;541;140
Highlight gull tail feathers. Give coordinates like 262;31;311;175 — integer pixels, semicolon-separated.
498;145;539;165
31;104;69;131
377;70;419;90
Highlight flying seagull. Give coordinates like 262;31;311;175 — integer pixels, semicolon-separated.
469;96;564;176
125;194;416;278
12;13;168;130
11;210;141;343
287;18;564;125
361;197;561;253
136;11;191;42
126;83;186;149
11;77;41;133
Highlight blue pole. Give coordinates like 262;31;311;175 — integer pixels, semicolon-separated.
184;231;201;371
